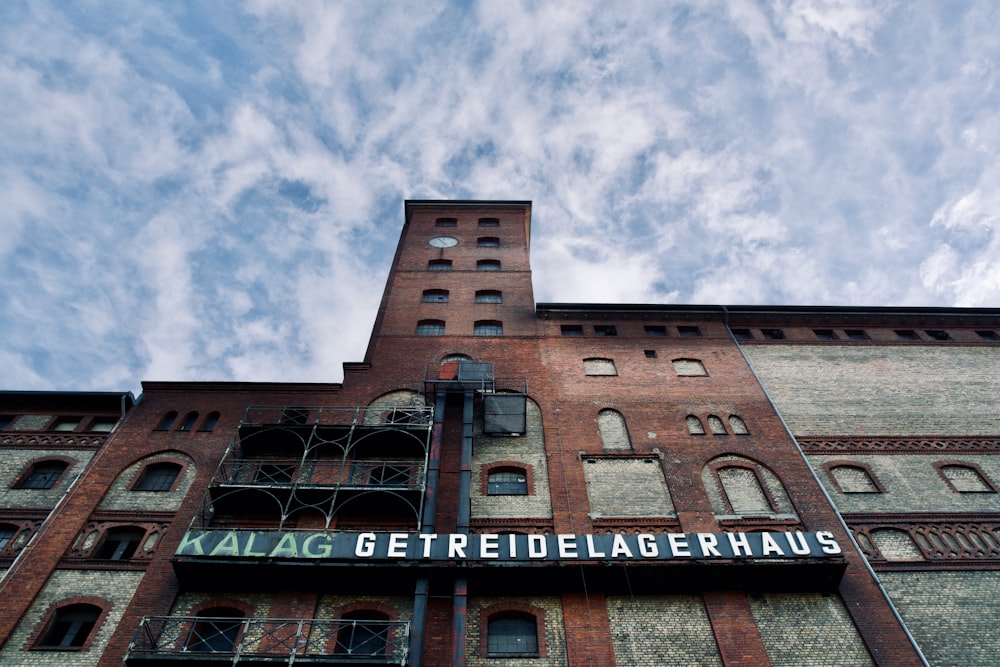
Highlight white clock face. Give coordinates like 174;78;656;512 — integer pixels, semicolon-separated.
428;236;458;248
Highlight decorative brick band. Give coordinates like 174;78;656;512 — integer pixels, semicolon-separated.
845;514;1000;569
798;437;1000;453
0;433;106;449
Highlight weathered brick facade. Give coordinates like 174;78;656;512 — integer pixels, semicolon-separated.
1;202;997;666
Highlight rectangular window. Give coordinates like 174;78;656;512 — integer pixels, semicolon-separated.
475;290;502;303
435;217;457;227
88;419;117;432
678;326;701;337
428;260;452;271
478;217;500;227
477;237;500;247
976;330;999;341
644;350;657;358
895;329;919;341
416;321;446;335
644;326;667;336
594;325;617;336
761;328;785;340
474;321;503;336
561;325;583;336
845;329;869;341
813;329;837;340
731;328;752;340
925;329;951;341
52;418;80;432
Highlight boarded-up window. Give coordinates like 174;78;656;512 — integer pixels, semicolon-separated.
871;529;922;561
707;415;726;434
718;467;772;515
598;409;631;450
831;466;879;493
940;465;993;492
584;459;673;518
728;415;749;434
686;415;705;435
673;359;707;376
584;358;617;376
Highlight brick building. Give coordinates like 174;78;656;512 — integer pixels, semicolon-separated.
0;200;998;666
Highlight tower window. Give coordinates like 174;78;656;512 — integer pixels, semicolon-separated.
199;412;220;432
435;217;457;227
976;330;999;341
422;289;450;303
561;325;583;336
155;411;177;431
474;320;503;336
761;329;785;340
644;350;657;358
177;411;199;431
416;320;446;336
475;290;502;303
731;328;753;340
428;260;452;271
925;329;951;341
477;237;500;247
845;329;869;341
644;325;667;336
477;260;501;272
813;329;837;340
594;325;617;336
478;217;500;227
678;326;702;337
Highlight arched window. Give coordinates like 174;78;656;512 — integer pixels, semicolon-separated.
474;320;503;336
477;260;501;272
336;611;389;656
487;614;538;655
155;411;177;431
937;464;996;493
583;358;617;376
428;259;452;271
488;469;528;495
477;237;500;247
37;603;102;649
133;462;182;492
475;290;502;303
416;319;446;336
94;526;146;560
17;460;69;489
686;415;705;435
830;465;880;493
178;411;199;431
422;289;449;303
598;409;631;450
199;412;220;432
728;415;749;435
718;466;773;515
672;358;707;376
186;607;245;653
707;415;727;435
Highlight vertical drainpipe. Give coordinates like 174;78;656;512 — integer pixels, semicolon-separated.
410;389;447;667
451;390;474;666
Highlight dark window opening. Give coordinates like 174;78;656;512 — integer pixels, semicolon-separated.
561;325;583;336
186;609;245;653
416;320;446;336
135;462;181;492
594;325;617;336
761;329;785;340
52;417;80;432
95;527;145;560
478;218;500;227
475;290;502;303
678;326;702;337
925;329;951;341
18;461;68;489
895;329;919;341
38;604;101;649
488;470;528;495
731;328;753;340
422;289;450;303
155;411;177;431
477;237;500;247
435;218;457;227
0;524;17;550
487;615;538;655
813;329;837;340
845;329;869;341
474;320;503;336
428;260;452;271
976;330;999;341
0;415;13;430
336;612;389;656
199;412;220;432
477;260;501;272
178;411;198;431
644;325;667;336
644;350;657;358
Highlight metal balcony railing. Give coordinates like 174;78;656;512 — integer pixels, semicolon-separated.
215;459;427;490
241;405;433;429
127;616;410;664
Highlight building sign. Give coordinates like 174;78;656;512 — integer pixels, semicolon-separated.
177;530;841;562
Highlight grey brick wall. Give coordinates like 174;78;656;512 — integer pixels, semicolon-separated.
880;571;1000;667
606;595;722;667
0;569;144;667
748;593;874;666
584;459;674;518
98;451;197;512
466;596;566;667
811;454;1000;514
472;400;552;519
742;345;1000;436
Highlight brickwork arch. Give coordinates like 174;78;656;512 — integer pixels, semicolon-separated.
24;595;112;651
98;451;196;511
702;455;796;519
478;602;547;658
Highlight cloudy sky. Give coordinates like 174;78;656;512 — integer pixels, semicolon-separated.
3;1;999;394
